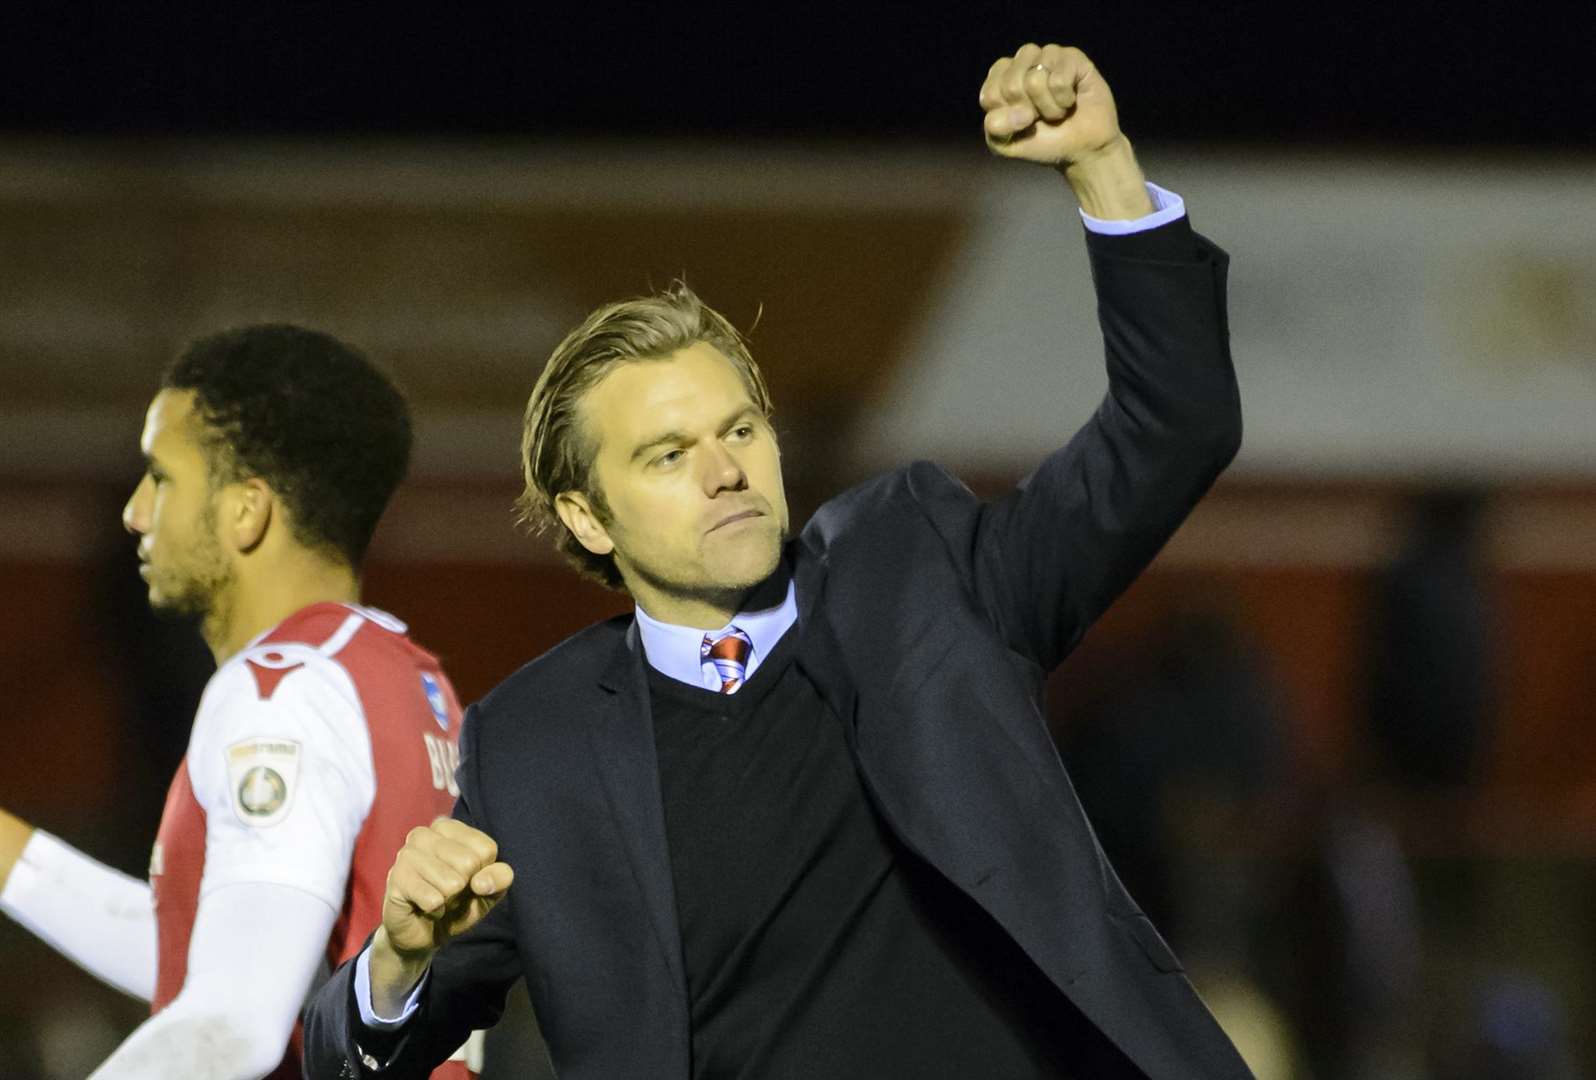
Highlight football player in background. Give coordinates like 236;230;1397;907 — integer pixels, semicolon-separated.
0;325;482;1078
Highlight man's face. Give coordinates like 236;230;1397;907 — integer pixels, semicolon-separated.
576;342;789;612
122;389;234;618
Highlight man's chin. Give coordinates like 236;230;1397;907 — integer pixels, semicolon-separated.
663;555;780;609
715;535;783;590
145;587;208;622
621;532;784;610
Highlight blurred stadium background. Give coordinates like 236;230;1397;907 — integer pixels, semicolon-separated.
1;4;1593;1077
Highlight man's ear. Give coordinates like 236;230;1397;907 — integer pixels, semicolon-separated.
554;491;615;556
222;477;273;555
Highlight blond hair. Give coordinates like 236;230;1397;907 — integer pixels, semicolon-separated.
517;282;773;588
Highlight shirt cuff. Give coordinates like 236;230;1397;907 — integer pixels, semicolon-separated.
1079;182;1186;236
354;942;429;1029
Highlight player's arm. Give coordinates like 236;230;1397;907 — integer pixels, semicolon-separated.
0;806;29;879
966;43;1240;671
91;658;377;1077
88;881;337;1079
0;806;157;1001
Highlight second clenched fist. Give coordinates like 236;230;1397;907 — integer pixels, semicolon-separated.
382;817;514;960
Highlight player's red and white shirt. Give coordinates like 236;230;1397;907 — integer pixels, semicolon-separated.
149;601;480;1079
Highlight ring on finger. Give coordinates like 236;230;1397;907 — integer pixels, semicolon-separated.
1027;63;1052;76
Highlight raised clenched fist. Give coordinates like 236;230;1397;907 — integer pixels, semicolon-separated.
980;44;1124;168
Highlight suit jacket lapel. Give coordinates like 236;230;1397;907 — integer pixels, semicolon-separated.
576;550;843;1013
588;621;688;997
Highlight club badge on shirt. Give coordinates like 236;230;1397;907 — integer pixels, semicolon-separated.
420;672;450;732
225;737;302;828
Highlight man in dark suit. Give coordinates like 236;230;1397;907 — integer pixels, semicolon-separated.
304;42;1252;1079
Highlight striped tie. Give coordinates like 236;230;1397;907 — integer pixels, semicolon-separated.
701;627;753;694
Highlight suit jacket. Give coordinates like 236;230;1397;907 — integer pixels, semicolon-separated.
304;217;1253;1080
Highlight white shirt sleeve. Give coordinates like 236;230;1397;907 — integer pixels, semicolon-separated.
187;647;377;908
88;881;336;1079
0;829;157;1001
1079;181;1187;235
82;648;381;1077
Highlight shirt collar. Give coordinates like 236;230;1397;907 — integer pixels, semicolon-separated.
634;579;798;689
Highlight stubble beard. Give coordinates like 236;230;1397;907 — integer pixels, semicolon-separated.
622;518;786;615
145;506;235;637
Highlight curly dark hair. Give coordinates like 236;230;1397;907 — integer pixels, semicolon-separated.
162;324;412;568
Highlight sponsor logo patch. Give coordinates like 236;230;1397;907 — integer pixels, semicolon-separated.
421;672;450;731
225;738;301;827
238;767;287;816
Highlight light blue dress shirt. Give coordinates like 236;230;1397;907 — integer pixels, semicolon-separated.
633;580;799;690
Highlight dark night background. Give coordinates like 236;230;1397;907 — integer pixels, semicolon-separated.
0;3;1590;146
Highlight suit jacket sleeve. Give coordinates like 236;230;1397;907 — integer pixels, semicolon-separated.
956;215;1239;672
302;701;524;1079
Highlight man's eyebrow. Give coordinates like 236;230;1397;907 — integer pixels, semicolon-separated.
721;406;760;430
627;406;761;464
629;430;688;464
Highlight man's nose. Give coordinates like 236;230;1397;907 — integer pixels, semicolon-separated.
123;478;148;535
702;443;746;495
